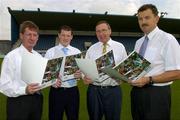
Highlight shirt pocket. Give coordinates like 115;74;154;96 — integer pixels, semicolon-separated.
145;47;158;62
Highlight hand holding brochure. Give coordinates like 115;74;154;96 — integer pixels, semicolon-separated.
41;57;63;89
75;58;99;81
76;50;115;82
101;51;151;81
60;53;81;81
21;51;63;89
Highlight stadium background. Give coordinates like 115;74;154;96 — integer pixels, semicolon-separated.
0;8;180;120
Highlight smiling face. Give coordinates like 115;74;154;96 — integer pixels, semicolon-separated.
58;29;73;47
95;22;111;44
20;27;39;52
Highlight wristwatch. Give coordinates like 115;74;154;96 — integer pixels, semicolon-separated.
149;76;154;85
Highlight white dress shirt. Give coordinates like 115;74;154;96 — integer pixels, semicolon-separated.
0;45;42;97
45;44;81;88
135;27;180;86
86;38;127;86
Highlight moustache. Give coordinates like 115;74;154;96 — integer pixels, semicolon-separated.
142;24;148;27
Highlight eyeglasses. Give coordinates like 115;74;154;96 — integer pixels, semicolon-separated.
96;29;109;34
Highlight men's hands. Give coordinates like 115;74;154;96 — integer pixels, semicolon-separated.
74;70;82;79
52;79;62;88
52;73;62;88
129;77;150;87
26;83;40;95
83;76;93;85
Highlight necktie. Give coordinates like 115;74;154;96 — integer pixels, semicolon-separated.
61;47;76;86
102;43;107;54
139;36;149;57
62;47;68;55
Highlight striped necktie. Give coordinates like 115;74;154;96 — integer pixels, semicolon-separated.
102;43;107;54
139;36;149;57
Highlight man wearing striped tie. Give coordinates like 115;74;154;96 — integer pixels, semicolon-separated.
130;4;180;120
45;25;81;120
83;20;127;120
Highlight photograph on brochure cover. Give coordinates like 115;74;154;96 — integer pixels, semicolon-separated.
21;51;63;89
76;50;115;82
101;51;151;82
61;53;82;81
42;57;63;88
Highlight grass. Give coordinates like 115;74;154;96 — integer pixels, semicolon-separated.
0;57;180;120
1;80;180;120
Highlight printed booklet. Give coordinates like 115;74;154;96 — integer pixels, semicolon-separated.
76;50;115;82
60;53;82;81
101;51;151;81
21;51;63;89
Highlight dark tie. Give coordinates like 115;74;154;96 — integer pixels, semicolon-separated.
139;36;149;57
62;47;68;55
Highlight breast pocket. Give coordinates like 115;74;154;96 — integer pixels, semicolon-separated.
145;47;158;62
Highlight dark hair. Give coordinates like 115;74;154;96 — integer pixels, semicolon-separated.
19;21;39;33
95;20;111;30
58;25;73;35
138;4;158;16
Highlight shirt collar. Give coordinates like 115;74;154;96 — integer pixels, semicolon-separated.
20;44;36;54
58;44;71;50
99;38;113;47
146;27;159;41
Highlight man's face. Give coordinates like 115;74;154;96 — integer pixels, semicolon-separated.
20;27;38;51
138;9;159;34
96;23;111;44
58;30;73;47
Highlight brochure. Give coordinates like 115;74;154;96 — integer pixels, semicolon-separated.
21;51;63;89
76;50;115;82
60;53;82;81
101;51;151;81
41;57;63;89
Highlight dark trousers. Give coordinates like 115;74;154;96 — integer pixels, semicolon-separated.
49;86;79;120
7;94;43;120
87;84;122;120
131;85;171;120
